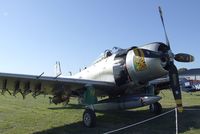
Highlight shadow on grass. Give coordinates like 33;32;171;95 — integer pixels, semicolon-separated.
178;105;200;133
33;105;200;134
194;94;200;96
48;104;84;110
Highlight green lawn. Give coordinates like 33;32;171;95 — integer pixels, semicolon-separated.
0;91;200;134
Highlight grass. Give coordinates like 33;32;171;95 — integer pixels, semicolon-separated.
0;91;200;134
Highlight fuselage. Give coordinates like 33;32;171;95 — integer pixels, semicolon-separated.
72;42;168;91
73;53;116;82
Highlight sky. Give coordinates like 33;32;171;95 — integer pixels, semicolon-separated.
0;0;199;76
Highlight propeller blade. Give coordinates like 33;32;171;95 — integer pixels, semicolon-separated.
158;6;170;48
168;63;183;112
175;53;194;62
133;48;164;58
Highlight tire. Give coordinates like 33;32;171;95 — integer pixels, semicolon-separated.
149;102;162;115
83;109;96;127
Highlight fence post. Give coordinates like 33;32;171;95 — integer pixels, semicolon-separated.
175;108;178;134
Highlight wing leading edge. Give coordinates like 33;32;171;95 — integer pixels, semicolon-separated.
0;72;115;98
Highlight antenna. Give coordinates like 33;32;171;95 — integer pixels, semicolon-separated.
58;61;62;75
54;61;62;79
36;72;44;79
68;71;72;76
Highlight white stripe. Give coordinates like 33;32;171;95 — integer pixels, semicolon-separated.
103;109;175;134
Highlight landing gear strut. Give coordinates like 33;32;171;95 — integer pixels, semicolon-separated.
149;102;162;115
83;109;96;127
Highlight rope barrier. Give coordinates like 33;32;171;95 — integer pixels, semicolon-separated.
103;108;200;134
103;109;175;134
184;108;200;111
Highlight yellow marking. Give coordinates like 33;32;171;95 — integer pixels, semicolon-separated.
138;49;144;58
186;56;189;61
133;49;139;56
175;99;182;105
133;48;147;71
189;55;193;62
178;106;184;112
180;56;184;60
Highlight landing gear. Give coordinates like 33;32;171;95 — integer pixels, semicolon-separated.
78;97;84;104
149;102;162;115
83;109;96;127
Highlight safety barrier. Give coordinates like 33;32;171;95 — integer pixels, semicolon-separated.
103;108;200;134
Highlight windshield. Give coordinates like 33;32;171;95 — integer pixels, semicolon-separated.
92;47;123;64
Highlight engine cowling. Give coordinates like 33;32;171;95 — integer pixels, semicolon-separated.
113;42;168;87
113;51;129;86
126;43;168;85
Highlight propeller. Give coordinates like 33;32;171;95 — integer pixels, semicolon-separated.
133;7;195;112
131;7;195;112
133;6;193;61
158;6;170;48
133;48;194;63
175;53;194;62
168;62;183;112
158;6;185;112
158;6;194;64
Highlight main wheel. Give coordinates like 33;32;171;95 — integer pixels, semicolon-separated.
83;109;96;127
149;102;162;115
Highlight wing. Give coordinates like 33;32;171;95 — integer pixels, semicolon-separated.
150;77;192;92
0;72;116;98
150;77;170;91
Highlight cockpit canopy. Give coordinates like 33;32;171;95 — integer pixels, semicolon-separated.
93;47;123;64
